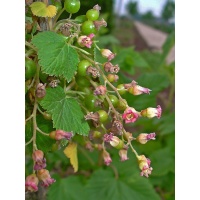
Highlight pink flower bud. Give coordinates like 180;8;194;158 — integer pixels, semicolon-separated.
104;133;124;149
85;141;94;152
102;150;112;166
101;49;116;61
119;149;129;162
32;150;46;170
128;85;151;95
122;107;140;124
77;34;95;48
136;133;156;144
137;155;153;178
141;105;162;119
25;174;39;192
93;85;107;95
37;169;56;187
36;83;46;98
50;130;73;140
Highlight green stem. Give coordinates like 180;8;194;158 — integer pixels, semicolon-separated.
25;41;37;51
94;42;101;51
32;101;38;151
32;60;40;151
25;137;33;146
101;124;107;133
36;127;49;136
37;106;45;115
25;114;33;122
27;77;35;90
128;142;139;157
65;79;75;91
72;45;92;55
53;7;65;25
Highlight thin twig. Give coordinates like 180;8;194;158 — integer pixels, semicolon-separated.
25;137;33;146
36;127;49;136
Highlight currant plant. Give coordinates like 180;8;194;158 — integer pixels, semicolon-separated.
25;0;162;193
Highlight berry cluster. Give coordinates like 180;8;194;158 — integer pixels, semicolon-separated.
25;0;162;193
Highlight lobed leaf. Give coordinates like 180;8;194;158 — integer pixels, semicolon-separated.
39;86;90;136
32;31;79;82
47;176;86;200
30;2;57;18
86;169;161;200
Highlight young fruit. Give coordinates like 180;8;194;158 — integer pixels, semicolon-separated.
84;94;97;111
77;60;92;76
75;76;91;87
25;59;37;80
75;15;87;23
108;95;119;108
97;110;108;123
43;112;52;120
81;20;97;35
64;0;80;14
117;84;127;95
86;9;99;21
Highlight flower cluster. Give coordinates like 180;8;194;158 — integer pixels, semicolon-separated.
25;150;55;192
25;130;73;192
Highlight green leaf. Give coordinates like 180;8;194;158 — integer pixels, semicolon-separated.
157;113;175;136
47;176;86;200
150;147;174;176
98;35;120;47
36;115;55;152
25;120;33;154
25;16;33;23
40;86;90;136
86;169;161;200
32;31;79;82
125;92;157;111
162;31;175;58
136;72;170;93
113;47;150;75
